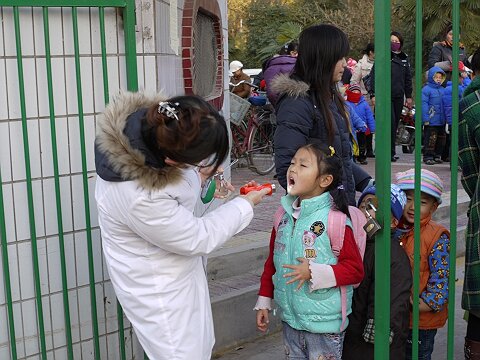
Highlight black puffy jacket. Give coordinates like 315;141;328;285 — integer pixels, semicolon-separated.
370;51;413;99
271;73;356;204
343;233;412;360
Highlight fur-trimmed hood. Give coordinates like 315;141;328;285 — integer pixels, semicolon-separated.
95;91;182;191
270;73;310;100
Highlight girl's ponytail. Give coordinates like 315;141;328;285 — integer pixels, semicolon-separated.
302;143;350;218
329;184;350;218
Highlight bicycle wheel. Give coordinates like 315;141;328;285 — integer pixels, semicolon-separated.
247;114;276;175
230;120;248;161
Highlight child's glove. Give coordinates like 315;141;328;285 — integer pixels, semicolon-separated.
363;319;394;344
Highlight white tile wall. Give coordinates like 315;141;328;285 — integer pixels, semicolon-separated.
77;286;92;340
13;302;26;358
45;236;62;293
0;306;10;359
67;289;80;343
3;185;16;243
49;293;66;348
0;60;8;121
41;295;54;351
17;241;35;300
22;299;41;355
0;255;4;305
0;123;12;182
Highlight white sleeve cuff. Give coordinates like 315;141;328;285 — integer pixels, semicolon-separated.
253;296;272;310
309;261;337;291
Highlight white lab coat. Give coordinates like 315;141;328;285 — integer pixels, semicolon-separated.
94;91;254;359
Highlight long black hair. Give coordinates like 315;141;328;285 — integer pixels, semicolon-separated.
302;142;350;217
292;24;350;145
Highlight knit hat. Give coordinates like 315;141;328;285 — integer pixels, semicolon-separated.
357;184;407;221
395;168;444;204
348;84;361;93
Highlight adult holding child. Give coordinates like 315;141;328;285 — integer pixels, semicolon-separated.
272;24;372;206
351;42;376;157
94;92;270;359
427;24;468;83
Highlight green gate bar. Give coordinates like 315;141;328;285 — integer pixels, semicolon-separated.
13;7;48;359
42;6;74;359
447;2;460;359
98;7;128;359
0;170;17;359
71;7;101;358
412;0;423;357
373;0;392;358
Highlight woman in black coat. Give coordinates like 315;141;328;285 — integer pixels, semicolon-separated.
428;24;467;83
369;31;413;162
272;24;372;205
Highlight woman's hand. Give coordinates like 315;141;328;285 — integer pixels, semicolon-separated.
240;180;270;206
256;309;270;332
283;257;312;290
198;165;217;185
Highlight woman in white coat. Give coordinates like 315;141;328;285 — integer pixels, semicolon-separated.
94;92;269;360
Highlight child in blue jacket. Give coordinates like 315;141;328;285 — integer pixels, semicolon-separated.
346;84;375;165
441;61;466;162
422;66;446;165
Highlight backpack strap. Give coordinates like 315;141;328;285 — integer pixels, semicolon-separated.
273;206;286;232
327;209;347;257
327;209;348;331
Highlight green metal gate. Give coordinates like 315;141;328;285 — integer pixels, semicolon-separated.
0;1;139;359
373;1;461;359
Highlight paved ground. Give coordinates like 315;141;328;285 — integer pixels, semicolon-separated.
216;148;467;359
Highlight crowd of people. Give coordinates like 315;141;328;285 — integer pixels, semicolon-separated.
93;19;480;360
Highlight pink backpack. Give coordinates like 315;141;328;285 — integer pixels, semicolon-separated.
273;205;367;331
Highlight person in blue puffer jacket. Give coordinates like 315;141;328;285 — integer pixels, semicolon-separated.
441;61;467;162
346;84;375;165
422;66;446;165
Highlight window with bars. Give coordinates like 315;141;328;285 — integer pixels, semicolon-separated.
192;11;218;98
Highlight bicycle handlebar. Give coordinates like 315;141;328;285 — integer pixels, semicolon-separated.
229;80;259;90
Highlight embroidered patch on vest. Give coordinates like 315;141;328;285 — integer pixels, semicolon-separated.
310;221;325;236
302;231;317;247
304;248;317;259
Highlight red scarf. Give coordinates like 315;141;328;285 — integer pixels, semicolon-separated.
346;89;361;103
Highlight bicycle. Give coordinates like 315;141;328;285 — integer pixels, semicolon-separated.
229;81;276;175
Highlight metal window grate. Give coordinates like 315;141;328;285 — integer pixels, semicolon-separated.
192;11;217;98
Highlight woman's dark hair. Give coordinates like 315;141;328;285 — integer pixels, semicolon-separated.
471;48;480;74
390;31;404;49
293;24;350;144
146;95;229;175
362;42;374;55
302;143;350;217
